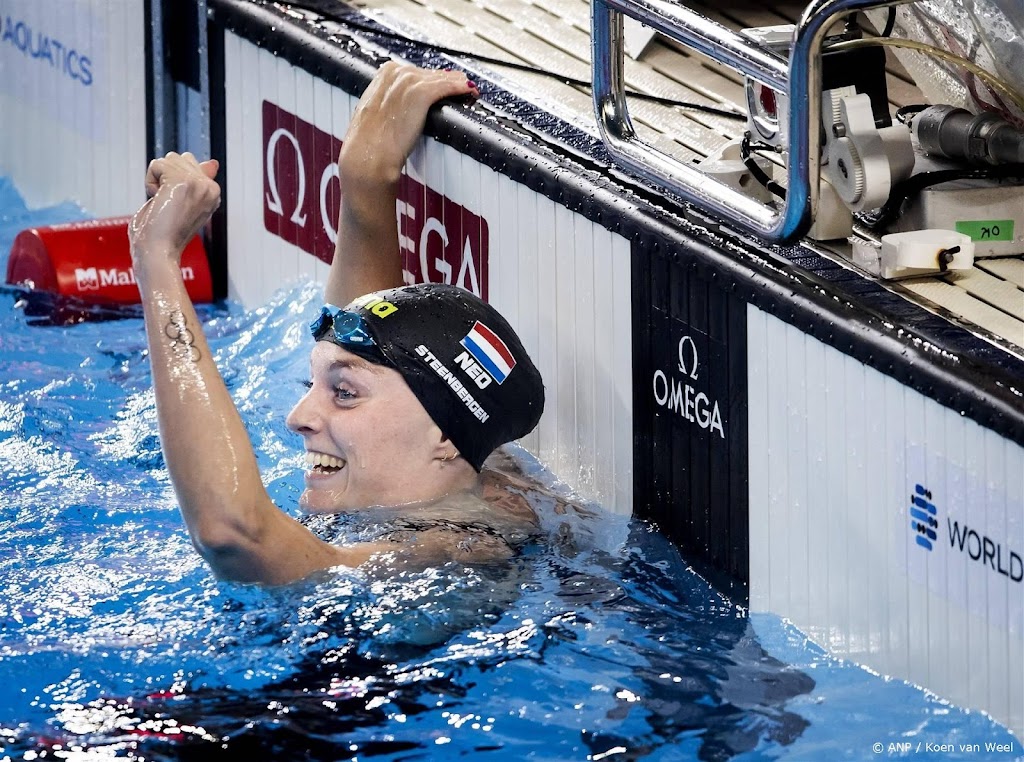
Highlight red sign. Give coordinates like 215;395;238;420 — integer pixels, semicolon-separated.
262;101;489;299
6;217;212;304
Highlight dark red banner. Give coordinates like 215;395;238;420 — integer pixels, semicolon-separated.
262;101;489;299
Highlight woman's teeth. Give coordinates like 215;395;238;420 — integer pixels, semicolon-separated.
306;452;345;471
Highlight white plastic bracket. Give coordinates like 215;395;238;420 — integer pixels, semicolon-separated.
855;229;975;279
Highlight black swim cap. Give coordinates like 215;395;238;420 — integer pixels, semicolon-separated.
320;284;544;471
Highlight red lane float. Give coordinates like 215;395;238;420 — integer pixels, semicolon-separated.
5;217;212;304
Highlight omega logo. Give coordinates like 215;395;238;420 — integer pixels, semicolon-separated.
652;333;725;439
265;126;335;235
261;100;490;296
676;335;698;380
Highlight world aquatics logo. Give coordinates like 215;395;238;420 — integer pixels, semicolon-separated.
910;484;938;551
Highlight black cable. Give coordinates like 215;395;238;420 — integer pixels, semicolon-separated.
275;0;748;121
858;163;1024;230
895;104;928;125
842;13;862;40
740;133;787;200
881;7;897;38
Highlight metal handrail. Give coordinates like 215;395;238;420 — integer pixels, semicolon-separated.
591;0;904;243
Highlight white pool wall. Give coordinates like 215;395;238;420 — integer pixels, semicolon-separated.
0;0;147;217
749;306;1024;739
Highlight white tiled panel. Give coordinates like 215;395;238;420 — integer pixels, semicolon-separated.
748;304;1024;739
0;0;146;216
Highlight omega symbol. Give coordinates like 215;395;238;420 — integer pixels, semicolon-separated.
677;335;698;380
265;127;308;227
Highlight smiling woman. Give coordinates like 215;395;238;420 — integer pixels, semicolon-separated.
291;332;484;513
128;62;549;585
289;340;468;511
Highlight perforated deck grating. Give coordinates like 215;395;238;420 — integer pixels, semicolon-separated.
344;0;1024;351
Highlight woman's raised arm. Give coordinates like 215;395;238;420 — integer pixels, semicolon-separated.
325;63;478;306
129;152;363;584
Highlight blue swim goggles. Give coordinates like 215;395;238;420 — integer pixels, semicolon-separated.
309;305;376;347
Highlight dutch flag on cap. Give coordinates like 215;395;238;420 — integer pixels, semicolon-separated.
460;321;517;385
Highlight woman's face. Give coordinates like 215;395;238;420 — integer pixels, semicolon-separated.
286;341;447;512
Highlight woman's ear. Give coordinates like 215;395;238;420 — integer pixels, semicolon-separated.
425;424;451;457
431;431;461;463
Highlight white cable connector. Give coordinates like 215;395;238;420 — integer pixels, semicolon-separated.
699;138;773;203
854;229;975;279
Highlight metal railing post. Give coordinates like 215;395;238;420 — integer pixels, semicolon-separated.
592;0;905;243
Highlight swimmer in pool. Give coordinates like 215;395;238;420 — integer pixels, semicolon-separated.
129;63;549;585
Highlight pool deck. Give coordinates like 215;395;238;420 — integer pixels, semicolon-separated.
343;0;1024;355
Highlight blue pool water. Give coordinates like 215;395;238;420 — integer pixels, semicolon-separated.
0;177;1020;761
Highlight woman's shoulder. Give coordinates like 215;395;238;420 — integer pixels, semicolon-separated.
386;490;540;557
299;492;534;569
300;446;599;568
